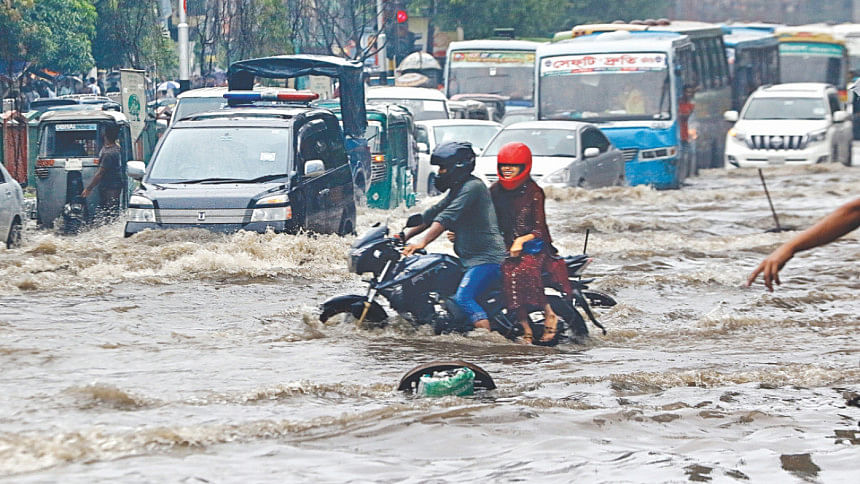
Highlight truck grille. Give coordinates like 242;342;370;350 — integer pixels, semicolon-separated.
156;208;249;224
370;162;386;182
747;135;808;150
621;148;638;162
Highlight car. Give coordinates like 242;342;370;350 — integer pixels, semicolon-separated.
415;119;502;194
724;83;853;168
365;86;450;121
169;87;230;125
0;162;25;248
501;108;534;127
124;103;356;237
475;121;626;188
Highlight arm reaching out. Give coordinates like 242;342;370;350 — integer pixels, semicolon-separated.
747;197;860;291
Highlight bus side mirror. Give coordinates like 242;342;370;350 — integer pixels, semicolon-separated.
127;161;145;180
723;111;739;122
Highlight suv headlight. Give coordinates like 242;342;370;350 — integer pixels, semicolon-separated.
542;166;570;185
251;194;291;222
807;128;827;143
639;146;678;160
127;195;155;222
728;128;746;141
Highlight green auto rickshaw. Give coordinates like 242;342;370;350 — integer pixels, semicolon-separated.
364;103;417;210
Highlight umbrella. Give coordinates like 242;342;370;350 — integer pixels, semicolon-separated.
157;80;180;91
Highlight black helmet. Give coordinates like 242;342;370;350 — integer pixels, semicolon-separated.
430;141;475;192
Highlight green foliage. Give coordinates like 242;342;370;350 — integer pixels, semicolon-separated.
93;0;175;74
30;0;97;72
565;0;671;27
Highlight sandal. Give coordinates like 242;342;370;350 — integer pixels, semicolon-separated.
539;314;559;343
517;331;534;345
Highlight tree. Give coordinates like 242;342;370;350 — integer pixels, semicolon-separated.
291;0;393;63
93;0;176;75
30;0;97;73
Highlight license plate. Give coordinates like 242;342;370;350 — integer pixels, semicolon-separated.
64;159;83;171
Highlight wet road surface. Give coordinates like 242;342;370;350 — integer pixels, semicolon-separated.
0;164;858;482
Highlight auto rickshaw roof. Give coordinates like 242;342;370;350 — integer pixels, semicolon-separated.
38;109;129;124
228;55;366;137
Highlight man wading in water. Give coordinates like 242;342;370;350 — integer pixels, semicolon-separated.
81;125;124;221
402;142;507;331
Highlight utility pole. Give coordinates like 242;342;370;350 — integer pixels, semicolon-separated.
178;0;190;92
377;0;388;82
426;0;436;55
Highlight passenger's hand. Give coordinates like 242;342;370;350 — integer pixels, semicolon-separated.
510;241;523;257
402;241;426;257
80;188;92;198
446;231;456;242
746;244;795;292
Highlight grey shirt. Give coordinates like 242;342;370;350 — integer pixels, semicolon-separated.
422;176;507;268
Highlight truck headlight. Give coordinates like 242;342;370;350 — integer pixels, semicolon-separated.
127;195;155;222
542;166;570;184
251;194;291;222
807;129;827;143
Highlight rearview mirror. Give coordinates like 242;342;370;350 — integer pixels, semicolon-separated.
833;110;848;123
405;213;424;228
127;160;145;180
417;142;429;154
723;110;739;122
583;147;600;158
304;159;326;177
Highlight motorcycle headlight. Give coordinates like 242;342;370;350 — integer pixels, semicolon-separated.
807;129;827;143
542;166;570;185
127;195;155;222
251;194;291;222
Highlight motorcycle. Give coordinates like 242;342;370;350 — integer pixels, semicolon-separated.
319;215;616;345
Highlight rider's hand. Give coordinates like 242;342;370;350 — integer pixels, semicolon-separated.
446;231;456;242
746;244;794;292
402;241;426;257
80;188;92;198
510;241;523;257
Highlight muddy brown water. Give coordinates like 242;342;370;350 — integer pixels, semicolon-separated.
0;165;857;482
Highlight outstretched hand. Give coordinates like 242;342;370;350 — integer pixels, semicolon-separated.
746;245;794;292
402;241;426;257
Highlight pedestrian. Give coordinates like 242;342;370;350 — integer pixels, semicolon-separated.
81;125;124;221
747;197;860;291
86;77;101;95
401;142;507;332
490;142;572;344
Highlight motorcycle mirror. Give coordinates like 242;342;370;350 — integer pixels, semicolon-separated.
405;213;423;228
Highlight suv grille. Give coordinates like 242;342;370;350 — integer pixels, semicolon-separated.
370;162;386;182
620;148;638;162
747;135;808;150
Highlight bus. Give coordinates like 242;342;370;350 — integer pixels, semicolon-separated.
536;31;696;189
722;26;780;111
559;22;734;170
775;28;850;101
444;40;541;109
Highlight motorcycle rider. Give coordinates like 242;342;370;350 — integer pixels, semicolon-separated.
402;142;507;331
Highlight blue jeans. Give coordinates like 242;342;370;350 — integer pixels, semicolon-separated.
452;263;501;324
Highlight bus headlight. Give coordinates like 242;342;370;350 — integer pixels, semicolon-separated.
639;146;678;160
127;195;155;222
251;194;291;222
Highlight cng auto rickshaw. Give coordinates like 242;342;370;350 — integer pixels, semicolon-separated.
364;103;417;210
34;110;133;232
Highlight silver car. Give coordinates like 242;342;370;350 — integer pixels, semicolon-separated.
0;162;25;248
475;121;626;188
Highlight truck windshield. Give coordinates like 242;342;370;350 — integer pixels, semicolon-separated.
539;52;672;122
779;43;845;86
742;97;828;120
447;50;535;103
148;127;291;183
41;123;100;157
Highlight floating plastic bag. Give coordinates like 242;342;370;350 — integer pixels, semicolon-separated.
417;367;475;397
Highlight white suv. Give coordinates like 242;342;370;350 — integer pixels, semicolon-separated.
724;83;853;168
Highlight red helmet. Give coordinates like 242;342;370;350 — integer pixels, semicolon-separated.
496;142;532;190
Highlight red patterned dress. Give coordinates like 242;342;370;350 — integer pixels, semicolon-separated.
490;179;571;318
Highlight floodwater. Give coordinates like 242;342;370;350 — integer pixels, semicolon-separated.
0;165;857;482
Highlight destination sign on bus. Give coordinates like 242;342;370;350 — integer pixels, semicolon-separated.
450;51;535;66
779;43;845;57
541;53;666;76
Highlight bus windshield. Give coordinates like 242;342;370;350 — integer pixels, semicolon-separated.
447;50;535;103
779;43;845;86
539;52;672;122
